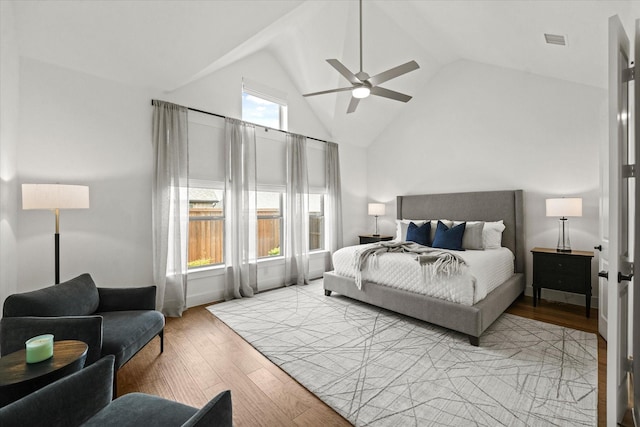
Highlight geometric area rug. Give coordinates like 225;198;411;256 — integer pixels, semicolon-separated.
208;280;598;426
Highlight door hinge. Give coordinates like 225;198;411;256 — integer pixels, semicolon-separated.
623;66;635;82
622;164;636;178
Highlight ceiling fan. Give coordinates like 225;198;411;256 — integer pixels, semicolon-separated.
303;0;419;114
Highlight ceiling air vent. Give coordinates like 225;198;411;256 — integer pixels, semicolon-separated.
544;33;567;46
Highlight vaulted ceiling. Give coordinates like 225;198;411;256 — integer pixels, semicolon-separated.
10;0;640;146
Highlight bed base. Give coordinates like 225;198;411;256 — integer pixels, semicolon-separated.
323;271;525;346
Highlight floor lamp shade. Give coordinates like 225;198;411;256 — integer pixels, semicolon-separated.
22;184;90;210
545;197;582;252
22;184;90;284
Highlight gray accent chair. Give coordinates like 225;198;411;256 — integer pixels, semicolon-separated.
0;355;233;427
0;273;165;394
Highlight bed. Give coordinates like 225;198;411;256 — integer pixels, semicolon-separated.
323;190;525;346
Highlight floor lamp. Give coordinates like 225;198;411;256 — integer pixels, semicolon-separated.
22;184;90;284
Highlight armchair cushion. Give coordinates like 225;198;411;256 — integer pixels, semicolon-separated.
3;274;99;317
82;393;198;427
99;310;165;369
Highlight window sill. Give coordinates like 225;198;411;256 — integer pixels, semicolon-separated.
188;264;225;279
188;250;329;279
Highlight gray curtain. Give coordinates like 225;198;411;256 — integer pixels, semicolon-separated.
326;142;343;266
151;100;189;316
224;118;257;300
284;134;309;286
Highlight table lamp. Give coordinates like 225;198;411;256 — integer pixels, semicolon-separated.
545;197;582;252
368;203;385;236
22;184;90;284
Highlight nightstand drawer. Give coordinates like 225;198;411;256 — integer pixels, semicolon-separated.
359;235;393;244
534;271;585;293
535;255;584;276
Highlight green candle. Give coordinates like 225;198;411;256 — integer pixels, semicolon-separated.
25;334;54;364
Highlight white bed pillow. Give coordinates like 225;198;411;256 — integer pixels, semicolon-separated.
483;220;505;249
395;219;426;241
453;220;485;250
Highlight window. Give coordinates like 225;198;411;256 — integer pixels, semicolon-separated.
257;191;283;258
309;194;325;251
188;187;224;268
242;79;288;130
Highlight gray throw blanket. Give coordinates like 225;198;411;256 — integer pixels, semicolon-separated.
353;241;467;289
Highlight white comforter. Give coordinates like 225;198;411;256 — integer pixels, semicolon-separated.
332;244;515;305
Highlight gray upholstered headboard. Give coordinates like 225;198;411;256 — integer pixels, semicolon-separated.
397;190;525;273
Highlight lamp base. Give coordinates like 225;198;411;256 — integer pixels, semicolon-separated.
556;217;571;253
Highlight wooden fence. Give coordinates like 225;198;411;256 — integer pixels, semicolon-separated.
188;206;322;267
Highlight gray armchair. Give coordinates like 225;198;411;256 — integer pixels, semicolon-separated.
0;274;165;394
0;355;233;427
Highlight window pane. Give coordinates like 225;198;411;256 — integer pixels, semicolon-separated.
189;187;224;268
309;194;324;251
257;192;282;257
242;92;281;129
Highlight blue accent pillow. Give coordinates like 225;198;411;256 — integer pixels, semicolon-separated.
406;221;431;246
432;221;466;251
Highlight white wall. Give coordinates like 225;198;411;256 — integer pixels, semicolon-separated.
0;1;20;307
14;50;367;308
367;60;606;306
17;58;155;291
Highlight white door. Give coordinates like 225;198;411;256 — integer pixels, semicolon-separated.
606;15;635;426
632;18;639;427
599;69;610;340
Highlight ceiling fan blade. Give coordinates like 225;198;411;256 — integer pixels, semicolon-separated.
346;96;360;114
303;87;354;97
367;60;419;87
370;86;412;103
327;59;361;85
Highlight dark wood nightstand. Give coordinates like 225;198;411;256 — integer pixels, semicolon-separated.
359;235;393;244
531;247;594;317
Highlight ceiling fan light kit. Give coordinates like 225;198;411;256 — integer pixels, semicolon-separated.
303;0;419;113
352;86;371;99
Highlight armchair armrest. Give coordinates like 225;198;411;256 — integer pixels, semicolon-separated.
97;286;157;312
182;390;233;427
0;316;103;365
0;356;115;427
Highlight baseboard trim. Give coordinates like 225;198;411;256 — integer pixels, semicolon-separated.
524;286;599;308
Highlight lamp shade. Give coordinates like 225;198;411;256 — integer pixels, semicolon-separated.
22;184;90;210
545;198;582;217
368;203;385;216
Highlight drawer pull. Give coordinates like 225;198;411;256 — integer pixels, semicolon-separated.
598;271;609;279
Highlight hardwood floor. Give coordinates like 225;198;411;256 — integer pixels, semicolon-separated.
117;294;607;426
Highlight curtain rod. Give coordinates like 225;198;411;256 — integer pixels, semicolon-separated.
151;100;333;145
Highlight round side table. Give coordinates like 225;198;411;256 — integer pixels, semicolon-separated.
0;340;88;407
